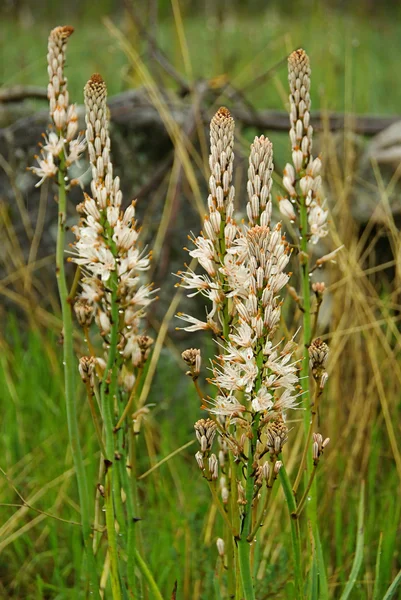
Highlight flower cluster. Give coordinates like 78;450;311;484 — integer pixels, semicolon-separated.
184;49;332;589
280;49;328;244
179;107;301;501
209;223;299;418
31;26;86;186
177;107;237;335
71;74;155;381
246;135;273;227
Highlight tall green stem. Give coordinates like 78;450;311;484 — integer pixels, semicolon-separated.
104;469;122;600
119;425;161;599
237;416;259;600
117;454;137;596
299;195;317;527
134;549;164;600
100;269;122;599
56;159;99;596
279;463;303;599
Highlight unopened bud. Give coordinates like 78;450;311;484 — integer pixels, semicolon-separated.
216;537;225;556
221;486;229;504
316;246;344;267
53;105;66;130
262;461;270;482
266;415;288;455
74;298;94;328
279;198;297;221
309;338;329;386
312;433;330;463
209;454;219;480
182;348;201;378
312;281;326;295
194;419;217;453
137;335;154;365
123;372;136;393
292;149;303;172
195;451;204;471
237;482;247;505
78;356;96;385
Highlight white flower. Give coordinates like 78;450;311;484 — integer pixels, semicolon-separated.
209;395;246;417
251;387;273;412
113;221;138;251
220;255;250;299
42;131;64;157
273;389;300;413
32;152;58;186
176;313;220;334
118;248;150;278
214;355;258;394
229;321;255;348
66;133;86;166
129;284;156;308
189;236;217;277
80;278;103;303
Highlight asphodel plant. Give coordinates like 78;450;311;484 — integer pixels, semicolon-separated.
178;51;333;599
31;26;98;594
33;27;162;600
279;48;341;578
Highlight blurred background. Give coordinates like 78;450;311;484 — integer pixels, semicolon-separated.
0;1;400;598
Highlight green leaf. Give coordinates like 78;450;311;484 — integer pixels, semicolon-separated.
316;527;329;600
339;481;365;600
307;528;318;600
382;568;401;600
279;463;303;599
373;532;383;600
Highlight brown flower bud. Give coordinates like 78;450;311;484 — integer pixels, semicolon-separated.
309;338;329;387
182;348;201;378
265;414;288;455
74;298;94;328
78;356;96;385
194;418;217;453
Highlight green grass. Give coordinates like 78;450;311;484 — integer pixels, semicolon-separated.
0;313;399;598
2;6;401;114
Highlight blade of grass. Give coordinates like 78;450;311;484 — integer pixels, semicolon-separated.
373;532;383;600
382;568;401;600
278;462;303;600
315;527;329;600
339;481;365;600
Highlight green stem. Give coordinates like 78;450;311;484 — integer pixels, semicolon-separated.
129;428;144;599
117;449;137;596
99;269;122;599
295;464;319;518
56;159;99;596
247;485;272;542
104;467;122;600
114;370;142;432
299;194;317;528
205;475;234;533
237;416;259;600
293;383;322;495
227;447;239;596
279;462;303;599
134;549;164;600
84;382;107;457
